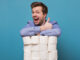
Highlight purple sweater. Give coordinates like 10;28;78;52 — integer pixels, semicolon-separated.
20;20;61;37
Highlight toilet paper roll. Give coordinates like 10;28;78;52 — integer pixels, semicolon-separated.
39;36;48;45
48;51;58;60
40;44;48;52
23;36;32;45
32;44;40;52
48;44;57;52
32;51;40;60
31;36;39;44
24;46;32;60
24;54;32;60
40;51;48;60
24;45;31;54
32;59;40;60
48;36;57;44
32;57;40;60
24;53;31;59
24;56;31;60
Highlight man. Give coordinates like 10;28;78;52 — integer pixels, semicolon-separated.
20;2;61;37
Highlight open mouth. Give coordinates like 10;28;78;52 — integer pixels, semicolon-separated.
34;17;39;21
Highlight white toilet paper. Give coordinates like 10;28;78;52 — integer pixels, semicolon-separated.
40;51;48;60
48;44;57;52
48;36;57;52
40;44;48;52
23;36;32;45
39;36;48;44
23;36;58;60
31;36;39;44
24;45;31;54
24;55;31;60
32;44;40;52
48;36;57;44
24;45;32;60
48;51;58;60
24;56;32;60
32;51;40;60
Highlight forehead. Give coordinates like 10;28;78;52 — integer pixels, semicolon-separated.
32;6;42;11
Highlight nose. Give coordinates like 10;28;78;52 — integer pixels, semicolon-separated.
32;13;37;17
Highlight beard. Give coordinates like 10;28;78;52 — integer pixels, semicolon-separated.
34;19;44;26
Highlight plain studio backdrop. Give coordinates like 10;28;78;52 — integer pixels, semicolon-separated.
0;0;80;60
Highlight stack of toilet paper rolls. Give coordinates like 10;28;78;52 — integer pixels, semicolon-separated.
23;36;58;60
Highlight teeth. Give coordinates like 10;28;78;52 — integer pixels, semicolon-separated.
34;18;38;19
34;17;39;20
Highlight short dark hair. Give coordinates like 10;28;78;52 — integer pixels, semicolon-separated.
31;2;48;14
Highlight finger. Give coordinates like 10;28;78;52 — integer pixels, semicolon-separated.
47;17;50;23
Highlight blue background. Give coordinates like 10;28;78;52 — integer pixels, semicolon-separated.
0;0;80;60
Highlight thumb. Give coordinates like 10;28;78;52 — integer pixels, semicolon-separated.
46;17;50;23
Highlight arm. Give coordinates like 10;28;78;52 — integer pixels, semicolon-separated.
20;21;41;37
40;21;61;37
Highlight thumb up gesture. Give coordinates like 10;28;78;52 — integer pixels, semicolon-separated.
40;17;52;31
44;17;52;29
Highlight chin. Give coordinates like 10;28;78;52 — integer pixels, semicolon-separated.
35;24;39;25
34;23;40;26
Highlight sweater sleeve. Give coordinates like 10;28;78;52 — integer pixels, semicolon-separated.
40;21;61;37
20;21;40;37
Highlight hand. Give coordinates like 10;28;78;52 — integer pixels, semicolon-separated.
40;17;52;31
37;33;40;36
44;17;52;30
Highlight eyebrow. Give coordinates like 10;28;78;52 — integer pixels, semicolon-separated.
32;10;40;12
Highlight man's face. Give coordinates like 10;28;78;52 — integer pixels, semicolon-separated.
32;6;46;25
